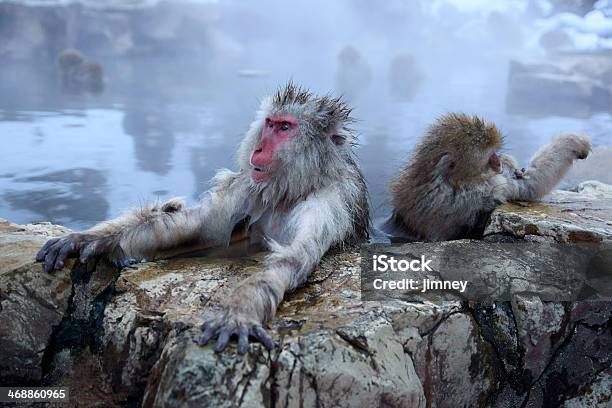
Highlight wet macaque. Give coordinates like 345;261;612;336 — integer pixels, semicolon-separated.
36;83;369;353
389;113;591;241
58;49;104;94
388;53;425;101
335;46;372;100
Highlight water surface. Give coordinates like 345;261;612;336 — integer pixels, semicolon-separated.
1;1;611;230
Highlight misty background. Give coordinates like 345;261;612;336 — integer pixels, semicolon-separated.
1;0;611;230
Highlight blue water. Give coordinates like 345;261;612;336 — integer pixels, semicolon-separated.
1;3;611;230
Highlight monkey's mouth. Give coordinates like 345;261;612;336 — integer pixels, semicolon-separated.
251;166;273;182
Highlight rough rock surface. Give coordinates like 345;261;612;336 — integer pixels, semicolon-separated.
0;220;72;384
485;180;612;243
0;219;118;388
0;181;611;407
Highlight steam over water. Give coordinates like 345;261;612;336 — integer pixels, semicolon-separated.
1;0;611;230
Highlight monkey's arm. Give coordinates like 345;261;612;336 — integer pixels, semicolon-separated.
504;134;591;201
36;170;249;272
198;187;353;353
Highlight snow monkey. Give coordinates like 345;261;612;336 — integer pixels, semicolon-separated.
389;113;591;241
57;49;104;94
36;82;369;353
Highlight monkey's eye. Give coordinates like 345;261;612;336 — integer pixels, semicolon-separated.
280;122;291;131
266;119;273;128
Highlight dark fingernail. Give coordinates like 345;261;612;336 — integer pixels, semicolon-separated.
198;327;214;346
44;259;53;273
215;331;230;352
237;328;249;355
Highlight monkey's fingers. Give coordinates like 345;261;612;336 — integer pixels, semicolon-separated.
79;242;95;264
36;238;60;262
251;326;274;350
53;240;77;270
197;324;216;346
214;329;232;352
237;325;249;354
79;240;107;264
43;239;66;273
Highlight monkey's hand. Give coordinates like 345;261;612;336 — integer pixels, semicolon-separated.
197;295;275;354
514;168;525;179
36;233;127;273
556;133;592;160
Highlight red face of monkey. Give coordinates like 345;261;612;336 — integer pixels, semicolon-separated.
250;115;299;182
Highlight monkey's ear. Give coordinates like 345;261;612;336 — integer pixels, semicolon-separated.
436;154;456;176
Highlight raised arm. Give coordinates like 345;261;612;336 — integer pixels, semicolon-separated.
36;170;249;272
198;186;355;353
505;133;591;201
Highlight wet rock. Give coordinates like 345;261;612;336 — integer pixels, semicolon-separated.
1;180;611;408
560;368;612;408
108;252;428;407
485;180;612;243
511;296;569;382
0;220;72;384
412;312;500;408
525;302;612;407
506;54;612;117
0;218;118;390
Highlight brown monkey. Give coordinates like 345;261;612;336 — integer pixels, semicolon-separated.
57;49;104;94
36;82;369;353
389;113;591;241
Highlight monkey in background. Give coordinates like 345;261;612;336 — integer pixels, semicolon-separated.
58;49;104;94
389;113;591;241
36;82;369;353
335;46;372;100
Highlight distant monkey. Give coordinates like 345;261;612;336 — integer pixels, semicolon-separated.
389;113;591;241
57;49;104;94
37;83;369;353
335;45;372;100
